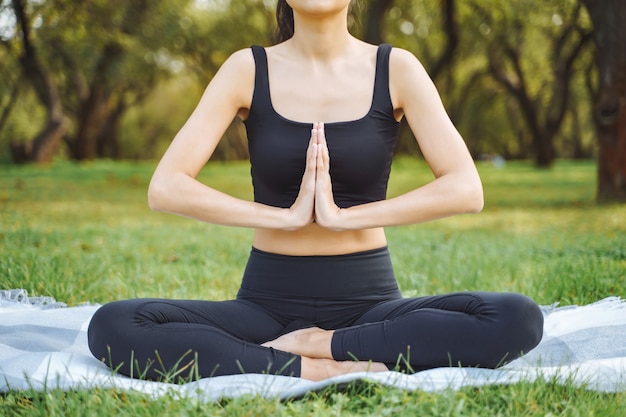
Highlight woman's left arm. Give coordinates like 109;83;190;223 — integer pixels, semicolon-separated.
315;47;483;230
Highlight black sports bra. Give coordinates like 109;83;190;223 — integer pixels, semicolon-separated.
244;44;400;209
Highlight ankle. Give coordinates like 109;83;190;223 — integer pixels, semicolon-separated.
307;328;334;358
300;357;388;381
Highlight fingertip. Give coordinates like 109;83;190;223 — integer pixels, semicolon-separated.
319;123;326;141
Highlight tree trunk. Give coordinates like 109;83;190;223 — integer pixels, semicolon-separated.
65;2;151;161
0;82;19;133
10;116;67;164
569;101;591;159
429;0;459;81
8;0;67;163
534;133;555;167
581;0;626;202
363;0;394;44
70;84;111;160
97;99;126;159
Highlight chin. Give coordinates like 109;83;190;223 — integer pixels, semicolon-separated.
288;0;351;15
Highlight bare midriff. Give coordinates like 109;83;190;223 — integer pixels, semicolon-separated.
252;224;387;256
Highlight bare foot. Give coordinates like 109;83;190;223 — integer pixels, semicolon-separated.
300;357;389;381
262;327;334;359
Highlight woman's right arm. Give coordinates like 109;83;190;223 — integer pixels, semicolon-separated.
148;49;315;230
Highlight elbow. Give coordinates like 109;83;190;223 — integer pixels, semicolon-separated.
469;190;484;213
465;182;484;213
147;176;169;212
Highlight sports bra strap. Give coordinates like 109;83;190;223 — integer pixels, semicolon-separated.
373;44;393;113
250;45;272;110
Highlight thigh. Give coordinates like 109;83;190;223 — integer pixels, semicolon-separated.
95;298;285;344
146;298;287;343
352;292;489;325
88;298;299;379
333;292;543;369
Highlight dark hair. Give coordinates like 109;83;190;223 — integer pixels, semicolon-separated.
275;1;360;43
275;0;294;43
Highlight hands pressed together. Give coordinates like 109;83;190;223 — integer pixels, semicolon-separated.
288;122;345;231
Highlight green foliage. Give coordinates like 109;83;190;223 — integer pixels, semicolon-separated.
119;75;201;160
0;0;601;163
0;0;274;160
383;0;596;161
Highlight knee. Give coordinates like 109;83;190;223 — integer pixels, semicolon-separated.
87;300;135;361
498;293;544;357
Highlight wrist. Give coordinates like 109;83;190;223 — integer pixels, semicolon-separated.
315;207;349;231
282;207;313;231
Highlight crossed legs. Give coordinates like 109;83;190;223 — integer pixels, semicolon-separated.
88;292;543;381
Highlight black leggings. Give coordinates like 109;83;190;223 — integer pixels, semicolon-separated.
87;247;544;380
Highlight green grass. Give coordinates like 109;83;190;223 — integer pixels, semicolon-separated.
1;158;625;415
1;379;625;417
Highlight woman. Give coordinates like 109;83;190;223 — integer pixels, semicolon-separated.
88;0;544;382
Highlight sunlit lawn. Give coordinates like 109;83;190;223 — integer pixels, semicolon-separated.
0;157;625;416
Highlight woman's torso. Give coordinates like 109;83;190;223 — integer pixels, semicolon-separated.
240;40;401;256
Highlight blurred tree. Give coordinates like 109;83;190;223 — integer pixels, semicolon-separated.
363;0;394;44
425;0;459;82
0;0;280;162
0;51;19;137
0;0;605;169
581;0;626;201
2;0;195;162
381;0;597;164
2;0;67;163
178;0;275;160
470;0;592;167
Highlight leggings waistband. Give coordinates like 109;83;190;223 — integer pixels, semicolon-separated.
238;246;400;298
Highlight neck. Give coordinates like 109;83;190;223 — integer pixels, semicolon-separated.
289;9;352;60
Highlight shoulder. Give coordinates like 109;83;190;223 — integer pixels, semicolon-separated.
388;46;429;79
387;46;437;108
219;48;256;77
208;48;256;109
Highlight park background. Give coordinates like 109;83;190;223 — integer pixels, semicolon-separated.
1;0;625;416
1;0;625;203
